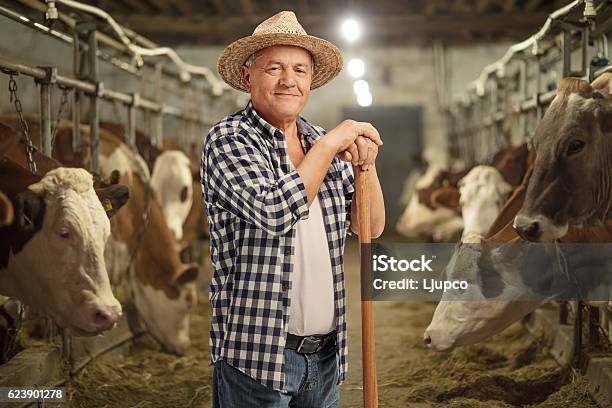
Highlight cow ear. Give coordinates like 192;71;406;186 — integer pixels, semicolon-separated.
496;181;513;197
95;184;130;218
173;264;199;286
27;181;45;196
13;190;45;232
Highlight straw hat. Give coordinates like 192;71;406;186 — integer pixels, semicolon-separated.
217;11;343;92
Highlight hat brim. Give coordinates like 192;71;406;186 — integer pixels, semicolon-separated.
217;33;343;92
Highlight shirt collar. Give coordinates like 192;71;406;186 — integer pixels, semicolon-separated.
244;100;318;147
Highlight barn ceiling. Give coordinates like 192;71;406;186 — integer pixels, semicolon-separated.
2;1;589;46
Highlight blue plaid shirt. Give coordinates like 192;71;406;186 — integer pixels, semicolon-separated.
201;101;354;391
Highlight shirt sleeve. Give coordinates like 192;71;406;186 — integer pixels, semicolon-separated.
203;129;310;237
342;161;355;237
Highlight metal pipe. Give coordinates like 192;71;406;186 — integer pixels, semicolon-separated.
562;29;577;79
51;0;228;92
10;0;234;96
54;0;144;67
127;95;136;149
88;29;100;173
72;29;81;153
153;62;163;147
1;3;140;77
469;0;584;95
0;56;214;125
62;329;72;367
39;82;52;156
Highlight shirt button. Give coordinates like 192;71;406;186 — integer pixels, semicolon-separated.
282;283;289;292
284;249;291;256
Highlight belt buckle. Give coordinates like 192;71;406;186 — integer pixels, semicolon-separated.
297;335;322;354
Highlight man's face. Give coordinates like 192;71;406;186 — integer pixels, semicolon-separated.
242;45;313;124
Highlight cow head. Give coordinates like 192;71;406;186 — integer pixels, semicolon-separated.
459;166;512;242
3;168;122;336
423;243;544;351
514;74;612;242
150;151;194;242
130;264;199;355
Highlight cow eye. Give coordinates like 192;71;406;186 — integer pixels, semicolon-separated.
58;228;70;239
180;186;189;202
567;139;585;156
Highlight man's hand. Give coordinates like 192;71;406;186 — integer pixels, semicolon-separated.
338;137;379;171
324;120;382;158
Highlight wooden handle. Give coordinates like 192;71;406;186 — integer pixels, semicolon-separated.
355;166;378;408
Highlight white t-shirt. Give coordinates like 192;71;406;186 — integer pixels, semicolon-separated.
287;195;336;336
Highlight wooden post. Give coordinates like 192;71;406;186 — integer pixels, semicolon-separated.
355;166;378;408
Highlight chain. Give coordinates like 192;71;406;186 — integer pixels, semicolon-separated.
5;72;37;173
50;86;71;151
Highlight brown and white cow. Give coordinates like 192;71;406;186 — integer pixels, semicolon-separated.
395;164;464;241
0;159;122;336
100;123;207;247
430;143;530;215
424;109;612;350
514;74;612;242
1;118;200;355
0;123;129;335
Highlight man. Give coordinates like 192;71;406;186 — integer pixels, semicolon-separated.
202;10;385;407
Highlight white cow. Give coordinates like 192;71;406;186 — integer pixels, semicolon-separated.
150;150;194;242
0;168;122;336
458;166;512;243
423;244;546;351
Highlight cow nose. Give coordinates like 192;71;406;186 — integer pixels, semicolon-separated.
93;307;121;330
423;333;432;346
513;215;541;242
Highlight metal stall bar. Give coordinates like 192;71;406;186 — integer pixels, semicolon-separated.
153;63;163;147
36;67;56;156
0;3;140;77
72;29;82;153
469;0;585;96
127;93;138;149
0;56;212;142
17;0;227;93
86;26;100;173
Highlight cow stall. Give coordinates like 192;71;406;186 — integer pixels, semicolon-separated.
445;1;612;407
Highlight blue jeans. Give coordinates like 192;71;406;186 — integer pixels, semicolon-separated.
212;342;340;407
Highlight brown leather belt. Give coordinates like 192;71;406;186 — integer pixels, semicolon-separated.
285;330;337;354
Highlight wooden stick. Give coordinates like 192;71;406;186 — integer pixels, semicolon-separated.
355;165;378;408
